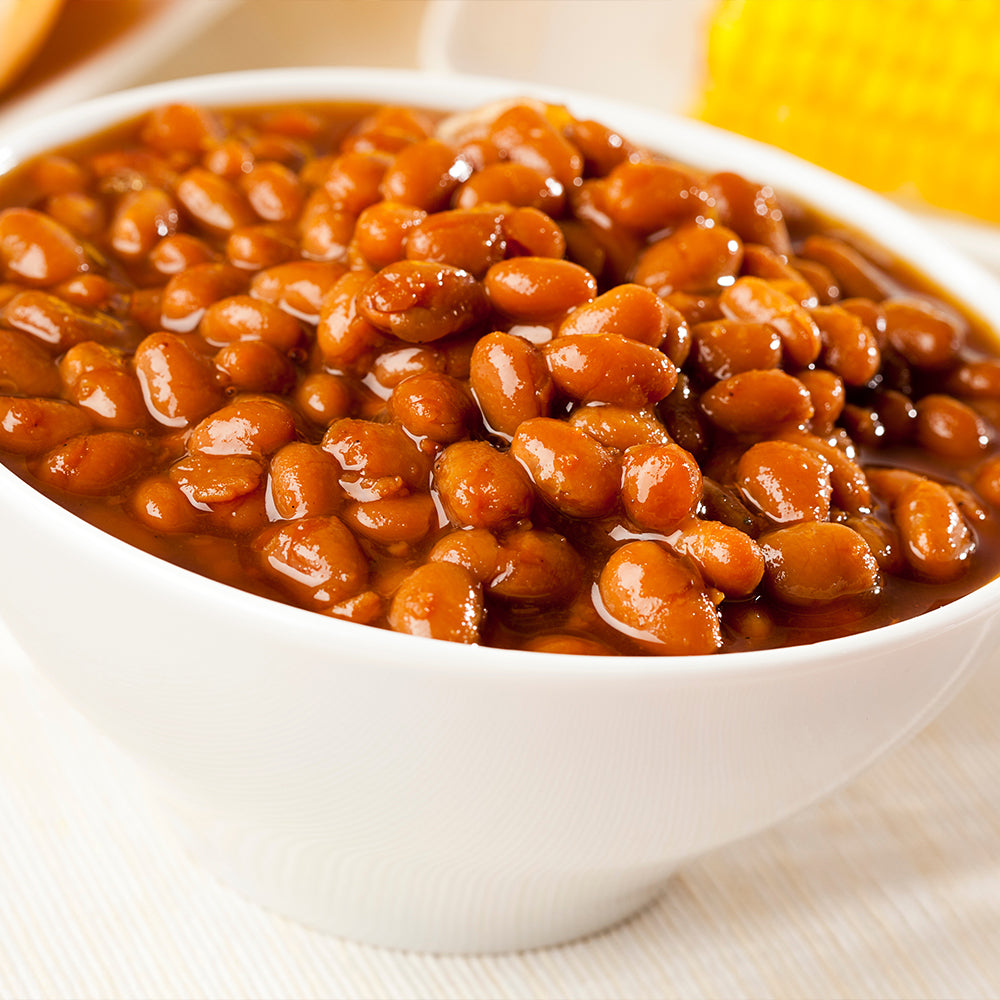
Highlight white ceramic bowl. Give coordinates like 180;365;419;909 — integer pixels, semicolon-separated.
2;68;1000;954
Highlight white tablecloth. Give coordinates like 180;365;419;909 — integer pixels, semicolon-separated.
2;2;999;996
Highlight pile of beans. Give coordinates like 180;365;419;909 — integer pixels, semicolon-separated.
2;97;1000;655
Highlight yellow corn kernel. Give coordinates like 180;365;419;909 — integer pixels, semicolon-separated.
699;0;1000;223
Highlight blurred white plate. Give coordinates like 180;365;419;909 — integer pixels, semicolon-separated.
0;0;239;134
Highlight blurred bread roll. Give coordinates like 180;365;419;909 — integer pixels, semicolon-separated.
0;0;65;93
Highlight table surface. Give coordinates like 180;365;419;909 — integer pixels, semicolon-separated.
1;2;999;997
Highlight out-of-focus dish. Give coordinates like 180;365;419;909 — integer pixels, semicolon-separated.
0;0;238;134
0;0;64;93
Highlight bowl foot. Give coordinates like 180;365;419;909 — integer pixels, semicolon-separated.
155;790;676;954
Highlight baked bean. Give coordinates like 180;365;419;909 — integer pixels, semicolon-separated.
322;152;389;215
544;333;677;408
59;341;149;429
456;161;565;215
54;273;113;310
34;431;152;494
760;522;880;606
370;345;445;390
488;103;583;191
214;340;295;394
736;440;833;523
672;519;766;597
913;394;989;459
203;137;254;178
0;396;91;454
843;513;906;574
797;369;845;435
322;417;431;493
604;160;706;234
740;244;816;306
489;527;583;603
346;105;432;153
297;189;355;261
316;269;384;371
208;487;270;536
257;515;368;609
893;478;974;582
149;233;217;275
597;540;722;654
161;262;248;333
405;208;505;277
3;289;130;352
325;590;385;625
188;396;296;457
720;277;822;366
269;441;343;519
566;179;645;284
434;439;534;530
562;117;635;177
141;104;222;154
0;327;61;395
389;371;475;443
44;192;105;240
511;417;620;517
485;257;596;322
568;404;672;451
128;287;164;334
176;167;256;235
800;234;898;300
294;372;354;425
199;295;302;352
358;261;489;343
974;454;1000;506
345;492;439;546
501;206;566;259
790;255;841;304
239;161;305;222
429;526;501;581
692;319;782;379
634;222;743;296
811;304;881;385
558;283;671;347
873;389;917;444
28;155;88;196
946;359;1000;399
131;474;200;533
109;187;179;261
133;331;225;428
884;298;965;370
250;259;347;323
170;452;264;505
663;290;724;326
387;562;482;643
776;429;872;514
700;369;813;435
0;208;88;286
469;331;553;437
380;139;466;212
353;201;427;270
225;224;298;271
621;442;702;532
706;171;791;255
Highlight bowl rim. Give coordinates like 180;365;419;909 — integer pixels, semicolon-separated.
2;64;1000;681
